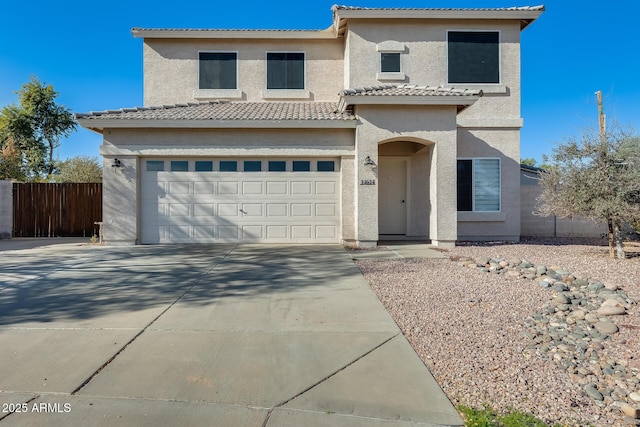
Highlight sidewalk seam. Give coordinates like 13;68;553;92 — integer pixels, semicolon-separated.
261;332;400;427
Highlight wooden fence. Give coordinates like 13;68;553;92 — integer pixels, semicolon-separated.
12;183;102;237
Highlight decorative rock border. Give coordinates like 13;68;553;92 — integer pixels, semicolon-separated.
455;256;640;423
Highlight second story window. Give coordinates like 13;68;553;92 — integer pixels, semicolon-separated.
199;52;237;89
266;52;304;90
448;31;499;84
380;52;401;73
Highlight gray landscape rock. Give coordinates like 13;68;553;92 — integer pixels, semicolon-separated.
594;319;619;334
597;305;626;316
584;383;604;401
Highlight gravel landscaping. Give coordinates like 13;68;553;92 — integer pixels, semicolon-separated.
356;237;640;427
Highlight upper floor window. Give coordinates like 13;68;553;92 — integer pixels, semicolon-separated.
199;52;237;89
266;52;304;89
380;52;401;73
448;31;499;84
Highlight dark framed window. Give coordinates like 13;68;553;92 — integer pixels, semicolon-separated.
292;161;310;172
146;160;164;172
195;161;213;172
219;161;238;172
170;161;189;172
457;158;500;212
317;161;335;172
199;52;237;89
268;161;286;172
243;161;262;172
380;52;401;73
267;52;305;89
448;31;499;84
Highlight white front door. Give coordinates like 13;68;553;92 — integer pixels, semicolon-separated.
378;157;407;235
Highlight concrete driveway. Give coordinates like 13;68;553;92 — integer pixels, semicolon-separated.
0;241;461;426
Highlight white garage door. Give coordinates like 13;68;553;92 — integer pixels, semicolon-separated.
140;158;341;244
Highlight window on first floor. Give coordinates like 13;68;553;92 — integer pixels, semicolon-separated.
457;158;500;212
266;52;304;90
146;160;164;172
199;52;237;90
448;31;500;84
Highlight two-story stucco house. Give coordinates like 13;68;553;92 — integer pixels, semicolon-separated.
76;5;544;247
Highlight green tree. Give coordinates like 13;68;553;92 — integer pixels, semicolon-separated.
536;124;640;259
0;76;76;180
520;157;538;167
54;155;102;183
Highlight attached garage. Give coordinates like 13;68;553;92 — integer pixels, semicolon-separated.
140;158;341;244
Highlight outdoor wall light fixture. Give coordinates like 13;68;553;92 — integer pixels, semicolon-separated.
364;155;376;167
111;158;122;169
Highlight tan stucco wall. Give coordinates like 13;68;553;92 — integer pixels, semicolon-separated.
143;39;344;105
456;128;521;241
355;104;458;247
344;19;522;122
102;156;138;245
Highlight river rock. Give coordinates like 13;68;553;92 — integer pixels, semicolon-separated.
585;383;604;401
630;392;640;402
595;320;619;334
597;305;626;316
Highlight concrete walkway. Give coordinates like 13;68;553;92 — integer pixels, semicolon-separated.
349;243;448;260
0;242;461;426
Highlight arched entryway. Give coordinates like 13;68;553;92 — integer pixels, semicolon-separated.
378;139;434;239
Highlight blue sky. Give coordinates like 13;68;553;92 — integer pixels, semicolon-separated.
1;1;638;163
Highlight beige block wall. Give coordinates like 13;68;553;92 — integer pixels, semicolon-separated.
456;128;521;241
143;39;344;105
520;175;607;237
345;19;522;120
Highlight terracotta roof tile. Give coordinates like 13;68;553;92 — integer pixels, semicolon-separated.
339;84;483;97
75;101;355;121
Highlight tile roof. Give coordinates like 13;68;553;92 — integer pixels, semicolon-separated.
332;5;544;12
339;84;483;97
131;27;322;33
75;101;355;121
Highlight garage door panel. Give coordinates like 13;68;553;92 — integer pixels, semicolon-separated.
194;204;215;216
219;226;239;239
267;182;287;195
218;182;239;195
168;203;190;217
316;204;336;216
242;225;264;239
194;182;215;194
242;181;263;195
241;203;263;216
168;181;190;195
141;159;340;244
291;182;312;195
291;226;313;239
291;204;312;217
267;203;288;217
219;204;239;217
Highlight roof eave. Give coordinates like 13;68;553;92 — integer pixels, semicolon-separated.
131;26;337;39
340;95;480;113
333;7;544;31
76;118;356;130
